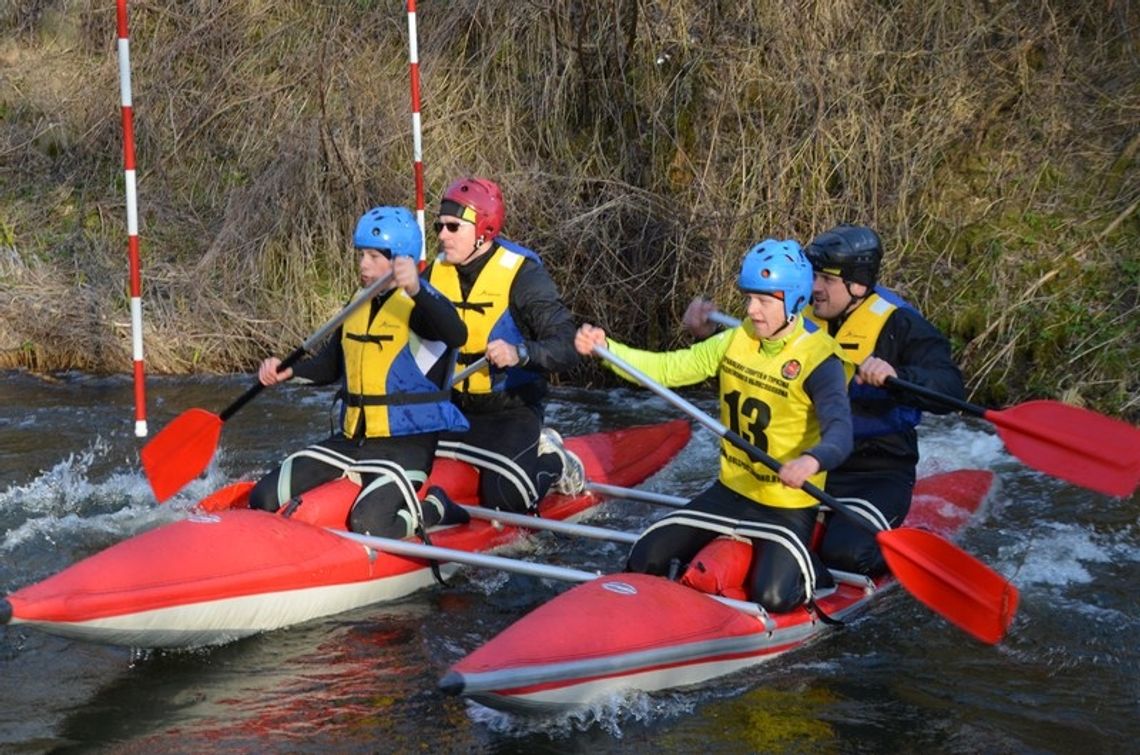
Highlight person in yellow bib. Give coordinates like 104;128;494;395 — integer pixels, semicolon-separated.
683;224;964;577
248;206;471;538
575;240;853;612
426;177;583;514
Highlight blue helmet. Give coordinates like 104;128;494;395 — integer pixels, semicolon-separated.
737;238;813;320
353;206;421;258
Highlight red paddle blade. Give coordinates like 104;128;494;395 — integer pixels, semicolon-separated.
988;401;1140;498
196;481;255;512
139;408;224;503
878;527;1019;644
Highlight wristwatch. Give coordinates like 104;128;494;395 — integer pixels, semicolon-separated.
516;342;530;367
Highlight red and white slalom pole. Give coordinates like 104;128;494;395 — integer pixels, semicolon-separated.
406;1;426;263
117;0;147;437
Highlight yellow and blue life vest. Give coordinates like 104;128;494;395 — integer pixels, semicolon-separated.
428;239;543;394
805;288;922;439
340;290;468;438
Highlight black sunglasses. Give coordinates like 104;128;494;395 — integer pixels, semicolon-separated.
433;220;467;234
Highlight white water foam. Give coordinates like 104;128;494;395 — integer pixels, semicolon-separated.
917;419;1006;474
467;687;698;739
1001;520;1139;588
0;440;235;553
468;568;512;596
542;399;603;438
1;439;147;519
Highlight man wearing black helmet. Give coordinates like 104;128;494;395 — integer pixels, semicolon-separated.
685;224;963;576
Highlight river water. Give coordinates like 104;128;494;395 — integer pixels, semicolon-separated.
1;370;1137;753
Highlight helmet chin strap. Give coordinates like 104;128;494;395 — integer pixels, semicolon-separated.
842;280;871;316
771;312;796;338
450;235;486;266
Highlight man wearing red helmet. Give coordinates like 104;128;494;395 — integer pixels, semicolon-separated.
427;177;583;513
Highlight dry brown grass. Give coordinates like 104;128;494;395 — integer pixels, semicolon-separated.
1;0;1137;417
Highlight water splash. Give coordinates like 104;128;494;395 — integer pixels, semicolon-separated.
0;440;238;590
0;442;237;534
466;687;698;739
917;418;1006;474
0;438;150;527
1002;521;1137;589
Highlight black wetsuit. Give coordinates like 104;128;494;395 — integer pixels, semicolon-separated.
819;305;964;575
248;284;467;537
432;246;580;512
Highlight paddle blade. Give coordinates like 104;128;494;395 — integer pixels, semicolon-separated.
878;527;1019;644
140;408;224;503
988;401;1140;497
197;481;255;512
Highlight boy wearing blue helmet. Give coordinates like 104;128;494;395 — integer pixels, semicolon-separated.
684;224;964;577
575;240;852;613
248;206;471;538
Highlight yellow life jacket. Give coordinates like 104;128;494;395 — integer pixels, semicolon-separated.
805;292;896;363
340;291;462;438
428;244;536;394
716;320;846;508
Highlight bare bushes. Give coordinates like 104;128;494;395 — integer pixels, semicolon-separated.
2;0;1137;416
437;0;1139;413
6;1;421;370
0;236;117;372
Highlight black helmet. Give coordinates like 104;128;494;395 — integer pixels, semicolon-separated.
804;224;883;288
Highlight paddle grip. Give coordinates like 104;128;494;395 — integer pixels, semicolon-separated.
886;376;986;418
452;356;489;386
708;310;741;328
218;347;306;422
721;428;866;528
300;272;394;353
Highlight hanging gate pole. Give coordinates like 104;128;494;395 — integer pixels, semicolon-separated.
406;1;427;264
116;0;147;437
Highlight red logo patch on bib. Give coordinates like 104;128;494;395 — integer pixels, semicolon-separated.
781;359;802;380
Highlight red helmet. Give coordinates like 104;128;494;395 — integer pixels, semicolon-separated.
441;177;505;239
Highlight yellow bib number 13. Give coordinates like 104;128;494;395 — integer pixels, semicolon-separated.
722;390;770;452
